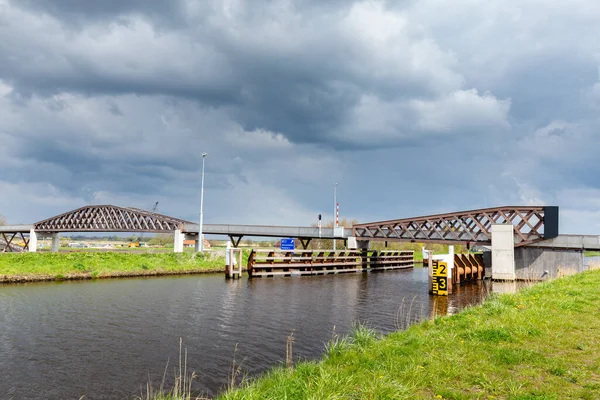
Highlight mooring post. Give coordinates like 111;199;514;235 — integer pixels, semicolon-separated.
225;241;232;279
225;241;242;279
428;252;433;294
361;248;369;271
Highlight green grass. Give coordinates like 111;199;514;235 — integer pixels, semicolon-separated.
0;251;239;281
584;251;600;257
210;270;600;400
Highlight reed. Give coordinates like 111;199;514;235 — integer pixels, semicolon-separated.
227;344;245;392
137;339;208;400
285;330;295;370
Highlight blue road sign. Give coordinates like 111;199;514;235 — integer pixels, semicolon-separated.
280;238;295;251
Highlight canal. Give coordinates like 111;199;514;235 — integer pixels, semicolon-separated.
1;268;502;399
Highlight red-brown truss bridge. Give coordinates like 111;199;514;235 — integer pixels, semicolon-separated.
352;206;559;247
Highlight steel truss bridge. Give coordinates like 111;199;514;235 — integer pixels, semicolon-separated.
352;206;559;247
2;204;598;252
34;205;190;233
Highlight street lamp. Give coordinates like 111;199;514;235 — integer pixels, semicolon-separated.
333;183;338;251
198;152;208;252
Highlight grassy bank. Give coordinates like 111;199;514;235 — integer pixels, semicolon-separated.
210;271;600;399
0;251;237;283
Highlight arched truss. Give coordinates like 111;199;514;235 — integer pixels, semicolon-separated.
34;205;193;233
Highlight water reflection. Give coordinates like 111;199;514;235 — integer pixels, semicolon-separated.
0;269;521;399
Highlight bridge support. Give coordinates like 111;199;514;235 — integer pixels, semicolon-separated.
173;229;184;253
28;229;38;252
347;237;369;250
228;235;243;248
514;247;584;280
491;224;515;281
299;238;312;249
50;233;60;252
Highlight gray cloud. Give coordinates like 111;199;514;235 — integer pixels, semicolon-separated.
1;0;600;233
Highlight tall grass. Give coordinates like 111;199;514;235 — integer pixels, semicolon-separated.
137;339;208;400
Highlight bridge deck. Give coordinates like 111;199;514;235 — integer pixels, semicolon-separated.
183;224;348;239
0;225;34;233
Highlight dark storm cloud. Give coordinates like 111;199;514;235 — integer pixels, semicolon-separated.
494;54;598;122
12;0;186;26
1;0;600;232
1;0;481;150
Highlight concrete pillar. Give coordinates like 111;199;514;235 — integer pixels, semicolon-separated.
28;229;38;252
492;224;515;281
346;238;369;250
51;233;60;252
195;235;202;252
173;229;184;253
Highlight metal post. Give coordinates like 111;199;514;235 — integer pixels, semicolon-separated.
199;152;208;252
333;183;338;251
318;214;322;238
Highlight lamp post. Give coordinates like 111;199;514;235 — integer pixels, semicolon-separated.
198;152;208;252
333;183;338;251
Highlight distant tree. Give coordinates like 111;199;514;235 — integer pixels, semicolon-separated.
148;233;172;247
0;213;6;226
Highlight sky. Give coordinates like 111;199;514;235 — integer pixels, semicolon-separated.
1;0;600;234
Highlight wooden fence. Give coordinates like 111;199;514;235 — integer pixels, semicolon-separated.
248;249;414;278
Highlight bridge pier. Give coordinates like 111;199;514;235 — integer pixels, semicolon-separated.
28;229;38;252
173;229;184;253
491;224;515;281
49;233;60;252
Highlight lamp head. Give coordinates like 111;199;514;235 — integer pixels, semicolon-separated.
202;152;208;157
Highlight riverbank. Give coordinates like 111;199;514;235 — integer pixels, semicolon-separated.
214;270;600;399
0;252;241;284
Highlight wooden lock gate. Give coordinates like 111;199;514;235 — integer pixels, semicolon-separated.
452;253;485;284
247;249;414;278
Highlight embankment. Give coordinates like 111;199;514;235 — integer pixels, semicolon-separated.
218;270;600;399
0;252;238;284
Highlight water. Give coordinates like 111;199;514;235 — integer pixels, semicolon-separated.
1;269;491;399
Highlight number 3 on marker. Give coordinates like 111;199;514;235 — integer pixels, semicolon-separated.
439;278;447;290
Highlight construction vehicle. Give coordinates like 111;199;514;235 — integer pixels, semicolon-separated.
129;202;158;247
